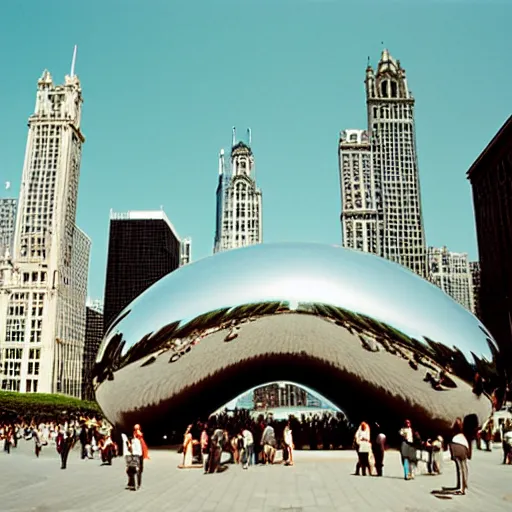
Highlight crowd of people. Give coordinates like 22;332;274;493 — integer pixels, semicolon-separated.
180;409;352;451
178;410;301;473
0;415;120;467
0;413;153;491
2;407;512;497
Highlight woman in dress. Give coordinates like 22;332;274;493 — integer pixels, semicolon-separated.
133;424;150;460
283;422;294;466
181;424;194;468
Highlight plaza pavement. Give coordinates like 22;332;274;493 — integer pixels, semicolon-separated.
1;442;511;512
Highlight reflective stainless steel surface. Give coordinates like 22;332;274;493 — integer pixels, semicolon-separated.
94;243;499;439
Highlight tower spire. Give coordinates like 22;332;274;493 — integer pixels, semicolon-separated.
232;126;236;147
70;45;77;77
247;128;252;146
218;149;225;175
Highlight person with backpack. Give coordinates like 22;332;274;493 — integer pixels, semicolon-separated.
122;433;143;490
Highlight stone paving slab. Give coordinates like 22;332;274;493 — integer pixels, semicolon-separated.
0;441;511;512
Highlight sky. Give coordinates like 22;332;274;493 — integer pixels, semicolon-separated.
0;0;510;301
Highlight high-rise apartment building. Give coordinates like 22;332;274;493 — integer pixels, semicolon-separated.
427;247;475;312
0;198;17;261
339;129;382;254
0;51;90;397
339;50;427;278
214;127;262;253
469;261;481;319
103;210;183;332
82;300;103;400
467;115;512;371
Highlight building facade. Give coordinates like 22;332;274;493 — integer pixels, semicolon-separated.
427;246;474;313
339;50;427;278
470;261;481;319
180;237;192;266
214;127;262;253
103;210;182;332
0;198;17;260
0;57;90;397
253;382;308;409
467;115;512;370
82;301;103;401
339;129;382;254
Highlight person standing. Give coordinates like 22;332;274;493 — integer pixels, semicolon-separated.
449;418;470;495
261;423;277;465
78;422;90;460
241;425;254;470
200;424;210;473
133;424;150;461
3;426;13;454
207;427;225;473
354;422;372;476
283;422;294;466
122;433;143;490
372;424;386;477
431;436;444;474
181;424;194;468
399;419;415;480
33;426;43;458
57;428;76;470
503;426;512;464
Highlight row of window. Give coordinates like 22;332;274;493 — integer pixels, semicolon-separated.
22;271;47;284
0;379;39;392
3;348;42;363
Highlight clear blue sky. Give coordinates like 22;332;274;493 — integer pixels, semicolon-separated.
0;0;510;301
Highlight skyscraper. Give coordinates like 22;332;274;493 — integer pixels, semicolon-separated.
467;115;512;371
427;246;475;312
0;49;90;396
339;50;427;278
469;261;481;319
0;197;17;260
339;129;381;254
214;127;262;253
103;210;183;332
82;300;103;400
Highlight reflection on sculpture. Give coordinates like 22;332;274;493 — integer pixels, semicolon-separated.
93;243;500;443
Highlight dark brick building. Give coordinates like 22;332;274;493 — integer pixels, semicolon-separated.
467;116;512;374
103;210;181;333
82;304;103;400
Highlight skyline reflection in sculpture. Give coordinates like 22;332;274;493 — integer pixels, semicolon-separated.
93;243;499;439
98;243;495;364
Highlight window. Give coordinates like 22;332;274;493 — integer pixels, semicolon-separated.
6;318;25;342
390;81;398;98
381;80;388;98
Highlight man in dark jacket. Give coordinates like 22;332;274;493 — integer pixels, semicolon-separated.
56;428;76;469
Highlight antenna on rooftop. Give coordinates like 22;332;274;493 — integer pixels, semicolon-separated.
232;126;236;147
70;45;77;77
247;128;252;146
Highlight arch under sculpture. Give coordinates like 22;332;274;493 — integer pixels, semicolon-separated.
93;243;499;443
